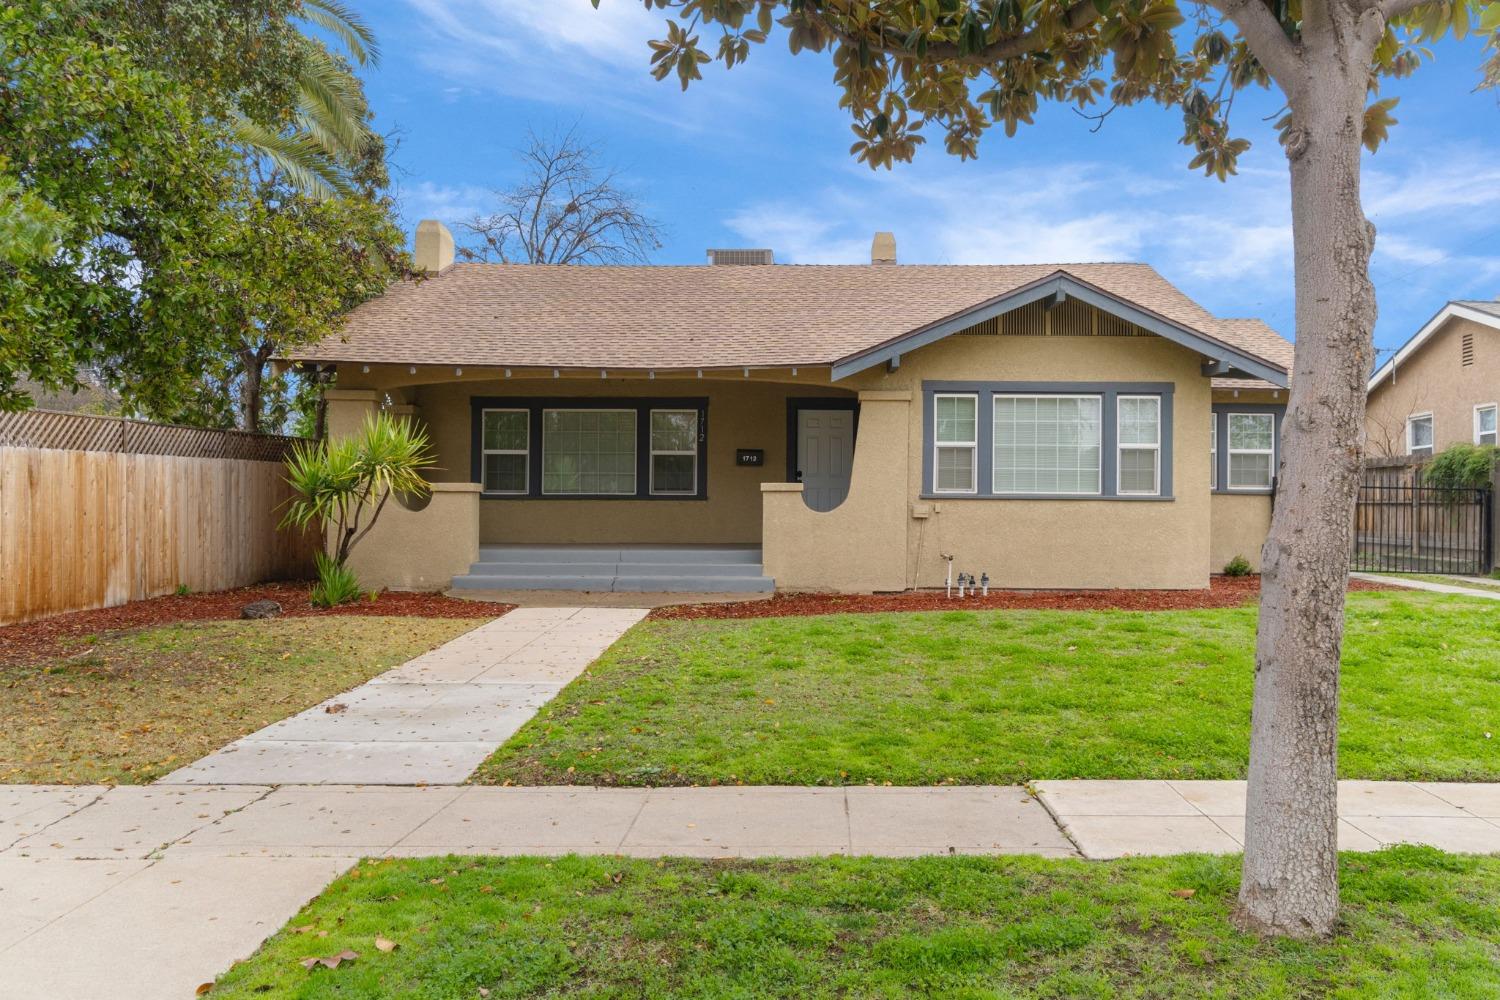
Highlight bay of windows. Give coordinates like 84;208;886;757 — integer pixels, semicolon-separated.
473;398;706;500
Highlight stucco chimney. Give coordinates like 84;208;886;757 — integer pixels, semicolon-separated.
871;231;896;265
414;219;455;274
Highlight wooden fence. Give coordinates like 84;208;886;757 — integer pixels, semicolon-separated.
1356;454;1498;574
0;411;317;626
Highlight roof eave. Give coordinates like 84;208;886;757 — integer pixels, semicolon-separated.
1368;302;1500;392
829;271;1290;388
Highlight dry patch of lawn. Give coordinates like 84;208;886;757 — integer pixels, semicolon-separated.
0;616;478;784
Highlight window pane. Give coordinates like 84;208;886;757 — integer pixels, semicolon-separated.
993;395;1101;494
483;410;527;451
1119;448;1158;494
1229;452;1272;488
651;410;697;452
1228;413;1274;451
936;445;974;491
1118;397;1159;445
936;396;976;443
542;410;637;494
1480;408;1496;437
651;454;695;493
483;453;527;493
1410;416;1433;450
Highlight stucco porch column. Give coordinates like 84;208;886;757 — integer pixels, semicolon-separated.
761;390;911;593
321;391;479;591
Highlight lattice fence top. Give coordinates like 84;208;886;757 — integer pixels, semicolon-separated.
0;409;304;463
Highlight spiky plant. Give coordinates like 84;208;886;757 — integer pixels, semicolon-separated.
281;412;434;567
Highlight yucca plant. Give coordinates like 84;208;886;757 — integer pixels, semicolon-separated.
281;412;435;568
309;552;362;607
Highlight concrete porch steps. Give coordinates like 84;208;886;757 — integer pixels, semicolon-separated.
451;544;775;593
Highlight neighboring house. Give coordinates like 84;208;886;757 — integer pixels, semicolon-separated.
282;220;1293;594
1366;300;1500;457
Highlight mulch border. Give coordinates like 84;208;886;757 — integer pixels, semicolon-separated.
648;575;1396;621
1;583;513;666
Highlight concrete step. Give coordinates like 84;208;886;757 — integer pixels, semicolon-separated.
451;573;774;593
465;560;768;578
477;545;763;565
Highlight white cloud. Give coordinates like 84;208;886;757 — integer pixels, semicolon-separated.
397;181;491;228
1365;151;1500;220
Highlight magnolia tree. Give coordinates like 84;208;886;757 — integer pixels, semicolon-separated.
607;0;1499;937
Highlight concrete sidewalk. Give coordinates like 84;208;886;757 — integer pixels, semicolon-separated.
1352;572;1500;600
161;606;648;785
5;780;1500;998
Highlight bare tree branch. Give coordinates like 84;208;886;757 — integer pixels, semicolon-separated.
458;128;665;265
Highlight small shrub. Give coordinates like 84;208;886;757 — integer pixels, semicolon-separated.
1423;443;1499;490
309;553;362;608
174;584;190;597
1223;555;1253;577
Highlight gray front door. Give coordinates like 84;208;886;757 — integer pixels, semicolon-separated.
797;408;855;512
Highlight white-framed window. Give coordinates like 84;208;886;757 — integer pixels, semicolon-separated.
1116;395;1161;496
1475;404;1497;447
1209;414;1218;490
1227;412;1276;490
1406;412;1434;457
480;409;529;494
541;408;637;495
933;393;978;493
649;409;698;495
993;394;1102;495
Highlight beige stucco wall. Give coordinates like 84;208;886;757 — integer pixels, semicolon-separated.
408;377;851;545
761;392;911;591
766;334;1217;592
322;390;481;590
1209;493;1272;572
1367;316;1499;456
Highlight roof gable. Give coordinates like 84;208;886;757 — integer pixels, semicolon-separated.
1368;301;1500;391
829;271;1288;386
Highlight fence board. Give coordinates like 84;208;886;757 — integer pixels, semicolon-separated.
0;446;316;626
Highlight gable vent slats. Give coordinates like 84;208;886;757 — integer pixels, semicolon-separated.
1462;331;1475;367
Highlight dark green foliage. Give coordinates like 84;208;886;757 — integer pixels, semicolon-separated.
1423;443;1499;490
1223;554;1253;576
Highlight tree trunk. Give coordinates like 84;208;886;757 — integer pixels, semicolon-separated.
236;341;274;433
1237;41;1379;939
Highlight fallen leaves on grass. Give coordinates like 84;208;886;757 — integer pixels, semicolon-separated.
300;950;359;970
375;936;399;953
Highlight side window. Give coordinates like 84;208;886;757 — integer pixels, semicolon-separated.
933;394;977;493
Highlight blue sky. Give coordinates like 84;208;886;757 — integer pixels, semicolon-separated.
356;0;1500;357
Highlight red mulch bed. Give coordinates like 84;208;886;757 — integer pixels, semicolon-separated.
649;575;1396;621
0;582;512;666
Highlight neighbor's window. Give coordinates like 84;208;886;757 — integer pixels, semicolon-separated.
1407;413;1434;457
1116;395;1161;496
541;409;637;495
1228;413;1276;489
481;409;529;494
650;409;698;495
1209;414;1218;490
993;395;1102;495
1475;405;1497;447
933;393;977;493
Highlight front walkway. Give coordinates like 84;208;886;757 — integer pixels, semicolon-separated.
161;606;647;785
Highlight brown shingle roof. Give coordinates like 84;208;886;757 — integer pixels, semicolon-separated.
287;262;1291;376
1209;318;1293;391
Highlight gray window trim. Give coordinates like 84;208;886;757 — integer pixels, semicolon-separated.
921;380;1175;501
1212;403;1285;495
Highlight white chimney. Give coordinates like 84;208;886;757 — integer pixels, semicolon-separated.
414;219;455;274
871;231;896;265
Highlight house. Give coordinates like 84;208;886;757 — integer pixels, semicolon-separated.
282;220;1293;594
1366;300;1500;457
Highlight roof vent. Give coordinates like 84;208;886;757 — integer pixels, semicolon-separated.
707;248;774;266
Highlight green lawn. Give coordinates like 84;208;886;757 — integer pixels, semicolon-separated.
0;617;477;783
475;592;1500;787
211;849;1500;999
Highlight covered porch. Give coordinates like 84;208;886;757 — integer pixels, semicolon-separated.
321;370;864;593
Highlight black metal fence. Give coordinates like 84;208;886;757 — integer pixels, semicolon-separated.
1352;483;1493;575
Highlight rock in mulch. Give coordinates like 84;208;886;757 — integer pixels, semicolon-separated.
240;599;284;620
